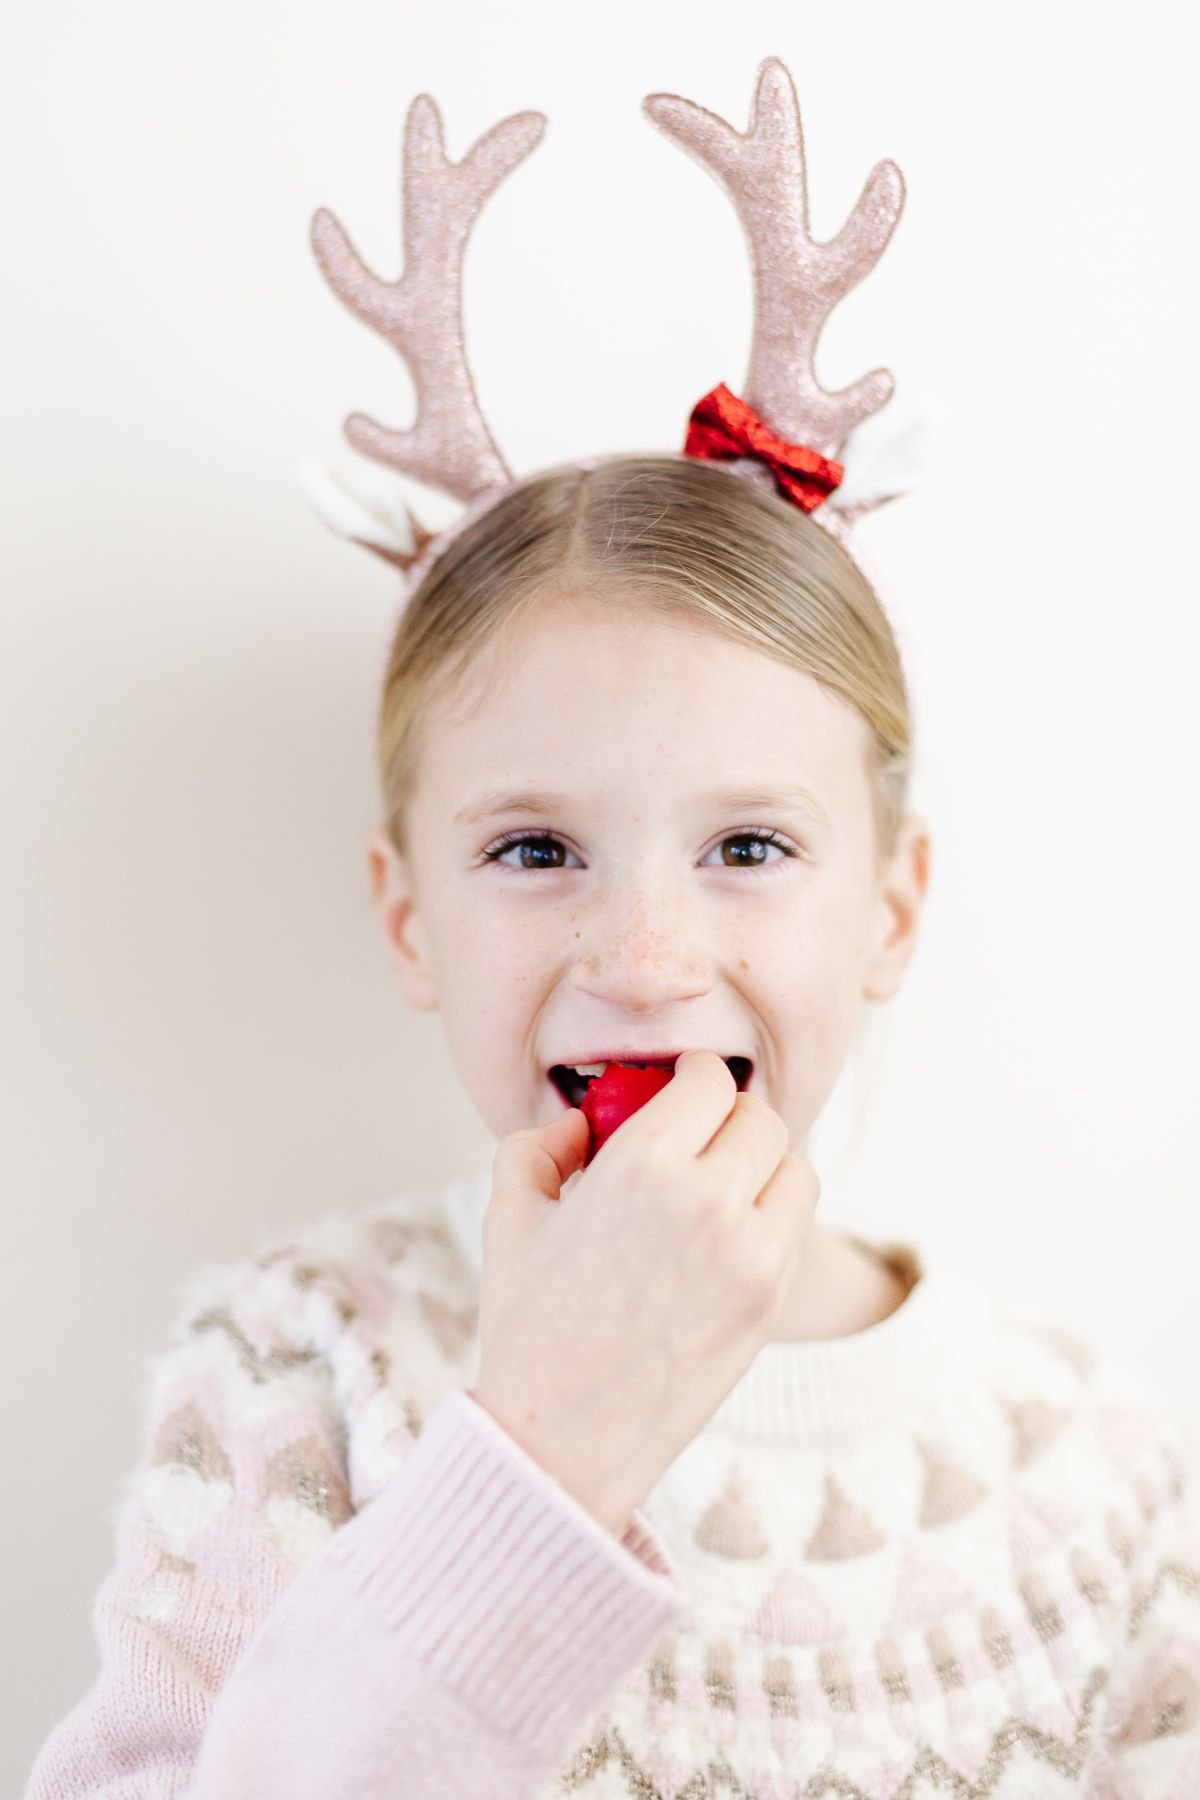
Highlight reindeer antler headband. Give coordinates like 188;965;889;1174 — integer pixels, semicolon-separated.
298;56;924;627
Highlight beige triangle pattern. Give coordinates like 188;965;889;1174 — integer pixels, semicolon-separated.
1114;1661;1200;1745
150;1398;234;1486
264;1432;354;1526
1022;1321;1097;1380
153;1548;196;1577
365;1214;420;1264
914;1435;989;1528
694;1473;769;1560
805;1471;886;1561
418;1289;478;1361
1001;1395;1071;1468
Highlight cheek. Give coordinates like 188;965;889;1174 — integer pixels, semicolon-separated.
751;891;859;983
434;913;547;1032
744;902;866;1048
463;899;575;981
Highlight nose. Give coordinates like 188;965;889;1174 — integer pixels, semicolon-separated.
567;888;711;1011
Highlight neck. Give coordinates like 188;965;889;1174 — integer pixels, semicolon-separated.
766;1217;915;1343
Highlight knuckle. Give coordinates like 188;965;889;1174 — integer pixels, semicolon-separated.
787;1156;821;1216
740;1091;788;1142
638;1126;677;1172
733;1248;777;1313
769;1105;792;1143
492;1127;529;1169
691;1170;732;1218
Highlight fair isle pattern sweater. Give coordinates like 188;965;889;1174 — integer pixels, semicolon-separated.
25;1168;1200;1799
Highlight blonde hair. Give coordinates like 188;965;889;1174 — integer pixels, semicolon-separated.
377;453;913;880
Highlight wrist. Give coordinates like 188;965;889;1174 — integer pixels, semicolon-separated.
467;1385;640;1541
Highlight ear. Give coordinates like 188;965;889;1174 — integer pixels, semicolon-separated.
861;813;932;1003
365;824;440;1013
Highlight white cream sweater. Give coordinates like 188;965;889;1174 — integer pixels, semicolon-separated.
26;1166;1200;1797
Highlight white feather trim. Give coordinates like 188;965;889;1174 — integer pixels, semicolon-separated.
294;457;418;555
826;404;930;511
297;406;929;564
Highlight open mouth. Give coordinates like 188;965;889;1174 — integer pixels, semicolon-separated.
549;1055;753;1109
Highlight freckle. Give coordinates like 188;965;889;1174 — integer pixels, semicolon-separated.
574;930;580;938
739;958;749;970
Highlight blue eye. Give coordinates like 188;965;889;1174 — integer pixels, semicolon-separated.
480;828;800;874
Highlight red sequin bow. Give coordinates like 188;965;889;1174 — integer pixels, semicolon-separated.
683;382;844;513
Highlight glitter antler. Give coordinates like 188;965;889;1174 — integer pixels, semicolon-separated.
309;93;546;566
643;57;905;478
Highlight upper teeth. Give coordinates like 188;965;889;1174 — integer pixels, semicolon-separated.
565;1059;734;1077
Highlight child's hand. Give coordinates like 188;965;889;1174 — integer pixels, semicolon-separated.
471;1051;820;1537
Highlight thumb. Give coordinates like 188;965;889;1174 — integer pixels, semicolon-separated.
491;1107;590;1211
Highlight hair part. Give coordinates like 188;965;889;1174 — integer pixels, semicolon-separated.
376;453;913;879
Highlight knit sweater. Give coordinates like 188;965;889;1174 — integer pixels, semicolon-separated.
24;1167;1200;1799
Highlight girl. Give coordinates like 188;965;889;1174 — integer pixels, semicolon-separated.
26;58;1199;1800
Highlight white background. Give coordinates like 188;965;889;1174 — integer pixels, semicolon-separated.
3;0;1196;1784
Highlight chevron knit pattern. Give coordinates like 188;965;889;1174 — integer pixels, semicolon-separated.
24;1171;1200;1799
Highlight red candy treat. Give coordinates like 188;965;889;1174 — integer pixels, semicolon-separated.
578;1062;674;1165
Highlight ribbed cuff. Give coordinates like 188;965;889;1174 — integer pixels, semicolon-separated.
324;1386;688;1754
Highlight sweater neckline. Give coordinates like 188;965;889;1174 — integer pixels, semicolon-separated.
436;1167;991;1445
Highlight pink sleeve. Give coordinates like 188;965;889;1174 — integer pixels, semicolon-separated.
25;1363;688;1799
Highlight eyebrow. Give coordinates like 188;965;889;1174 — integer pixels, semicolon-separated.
452;782;832;830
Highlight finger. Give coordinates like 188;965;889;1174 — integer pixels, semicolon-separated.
619;1049;739;1156
697;1092;790;1204
752;1154;821;1263
493;1109;589;1210
538;1108;591;1197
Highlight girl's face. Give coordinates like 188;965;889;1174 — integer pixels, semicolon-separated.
369;593;930;1148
